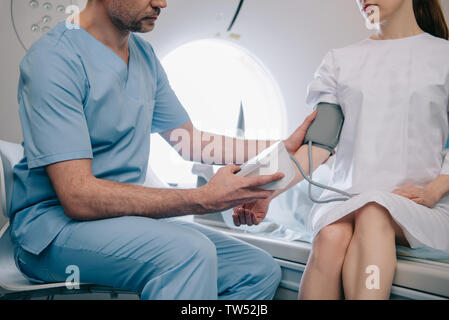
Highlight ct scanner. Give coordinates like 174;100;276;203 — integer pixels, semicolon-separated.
1;0;449;300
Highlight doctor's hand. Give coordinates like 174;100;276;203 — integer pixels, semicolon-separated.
392;184;440;208
283;110;318;155
232;198;271;227
199;165;284;213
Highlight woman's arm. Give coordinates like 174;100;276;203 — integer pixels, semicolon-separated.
393;175;449;208
427;175;449;201
232;144;331;226
268;144;331;200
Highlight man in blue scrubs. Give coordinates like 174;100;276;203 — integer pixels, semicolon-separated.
10;0;316;300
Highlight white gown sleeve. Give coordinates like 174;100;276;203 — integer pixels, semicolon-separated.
305;50;339;108
441;102;449;176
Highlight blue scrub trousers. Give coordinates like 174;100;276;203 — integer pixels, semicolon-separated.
13;216;281;300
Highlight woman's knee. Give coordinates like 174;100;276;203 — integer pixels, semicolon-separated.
312;222;354;262
354;202;396;237
315;222;354;250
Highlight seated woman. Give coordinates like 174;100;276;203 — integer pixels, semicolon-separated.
233;0;449;300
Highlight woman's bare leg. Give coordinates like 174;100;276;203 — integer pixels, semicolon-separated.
298;214;355;300
341;202;410;299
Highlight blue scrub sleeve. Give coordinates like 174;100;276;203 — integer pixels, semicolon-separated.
18;48;93;169
150;51;191;134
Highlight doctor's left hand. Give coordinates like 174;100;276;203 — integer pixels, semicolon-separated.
283;110;318;155
392;185;439;208
232;198;271;227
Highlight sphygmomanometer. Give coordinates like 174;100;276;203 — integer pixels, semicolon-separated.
236;102;356;203
291;102;357;203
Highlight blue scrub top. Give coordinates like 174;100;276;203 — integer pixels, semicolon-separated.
10;22;190;255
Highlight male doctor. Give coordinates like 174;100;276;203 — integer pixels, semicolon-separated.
10;0;315;300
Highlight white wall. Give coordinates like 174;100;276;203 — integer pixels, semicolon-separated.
1;0;449;142
0;0;26;143
0;0;370;144
145;0;371;136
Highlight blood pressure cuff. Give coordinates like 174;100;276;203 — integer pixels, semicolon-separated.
304;103;344;154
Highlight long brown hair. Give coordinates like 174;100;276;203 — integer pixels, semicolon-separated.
413;0;449;40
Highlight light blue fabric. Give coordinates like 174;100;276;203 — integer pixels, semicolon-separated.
13;216;281;300
10;22;190;255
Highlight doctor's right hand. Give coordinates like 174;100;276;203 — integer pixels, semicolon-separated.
199;164;283;213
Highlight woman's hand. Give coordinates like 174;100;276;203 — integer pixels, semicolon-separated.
232;198;271;227
392;184;440;208
283;110;317;155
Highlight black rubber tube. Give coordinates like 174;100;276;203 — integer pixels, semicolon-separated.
227;0;245;32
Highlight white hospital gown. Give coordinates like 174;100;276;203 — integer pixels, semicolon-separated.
306;33;449;251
